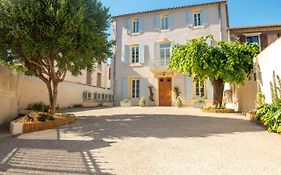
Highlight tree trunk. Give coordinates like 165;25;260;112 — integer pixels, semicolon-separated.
212;79;224;106
46;80;59;115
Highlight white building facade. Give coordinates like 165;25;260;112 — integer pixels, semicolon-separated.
112;1;229;106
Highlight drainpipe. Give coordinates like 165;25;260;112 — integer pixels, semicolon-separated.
112;20;117;105
218;4;222;41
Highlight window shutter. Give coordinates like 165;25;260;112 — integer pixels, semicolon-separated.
186;11;193;27
154;15;160;31
139;17;144;33
140;78;147;98
202;8;209;26
139;45;145;64
185;76;193;100
126;18;131;34
154;42;158;66
121;77;128;99
206;79;213;100
168;13;174;30
260;34;268;51
123;45;129;64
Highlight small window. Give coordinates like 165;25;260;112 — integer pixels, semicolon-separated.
94;93;97;99
133;18;140;33
131;45;139;63
97;93;101;99
193;12;201;26
102;94;104;100
246;36;259;44
87;92;92;99
105;94;108;100
108;68;111;80
97;73;102;87
195;80;205;98
161;15;169;30
132;79;140;99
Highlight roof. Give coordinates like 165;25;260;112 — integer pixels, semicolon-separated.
230;24;281;31
112;0;227;19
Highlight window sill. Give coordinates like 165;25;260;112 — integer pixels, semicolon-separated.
130;32;142;36
130;63;143;67
190;25;207;29
160;29;171;33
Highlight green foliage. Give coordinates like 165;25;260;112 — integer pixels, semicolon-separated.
139;97;146;107
216;103;226;109
169;35;259;83
173;87;181;98
27;102;49;112
270;71;281;105
256;91;265;107
48;115;55;121
0;0;112;113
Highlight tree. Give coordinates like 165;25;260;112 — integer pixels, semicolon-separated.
0;0;112;114
169;36;259;106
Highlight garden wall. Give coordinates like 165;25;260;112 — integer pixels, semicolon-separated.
0;66;113;125
256;37;281;103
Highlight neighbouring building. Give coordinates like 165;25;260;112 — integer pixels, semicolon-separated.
0;62;112;125
112;1;229;106
230;24;281;51
230;24;281;112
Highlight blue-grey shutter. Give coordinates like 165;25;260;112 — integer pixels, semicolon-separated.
206;79;213;100
126;18;131;34
139;17;144;33
154;15;160;31
186;11;193;27
154;42;158;67
168;13;174;30
202;8;208;26
121;77;128;99
124;45;129;64
139;44;145;64
140;78;147;98
185;76;193;100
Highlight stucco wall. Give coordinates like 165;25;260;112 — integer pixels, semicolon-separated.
0;66;112;125
0;66;19;125
256;38;281;103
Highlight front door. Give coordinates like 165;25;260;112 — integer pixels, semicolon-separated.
159;77;172;106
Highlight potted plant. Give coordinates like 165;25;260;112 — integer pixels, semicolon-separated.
193;98;206;108
148;86;155;106
120;99;131;107
139;97;146;107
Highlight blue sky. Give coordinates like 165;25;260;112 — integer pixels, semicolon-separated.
100;0;281;27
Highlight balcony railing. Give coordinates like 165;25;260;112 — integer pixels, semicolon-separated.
149;58;170;70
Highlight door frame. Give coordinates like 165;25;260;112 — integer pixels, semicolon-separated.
158;77;172;106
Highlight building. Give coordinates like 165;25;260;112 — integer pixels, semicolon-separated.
0;62;112;125
230;24;281;112
230;24;281;51
111;1;229;106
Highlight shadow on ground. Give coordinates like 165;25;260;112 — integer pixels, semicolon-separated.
0;113;263;174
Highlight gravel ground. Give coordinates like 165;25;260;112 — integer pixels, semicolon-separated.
1;107;281;175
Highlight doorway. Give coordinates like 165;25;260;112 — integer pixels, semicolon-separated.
158;77;172;106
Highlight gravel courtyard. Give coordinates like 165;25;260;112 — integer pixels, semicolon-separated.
1;107;281;175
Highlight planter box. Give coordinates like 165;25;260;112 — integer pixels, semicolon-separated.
120;102;131;107
193;102;206;108
10;113;76;135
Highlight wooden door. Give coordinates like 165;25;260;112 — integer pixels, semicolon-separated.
159;77;172;106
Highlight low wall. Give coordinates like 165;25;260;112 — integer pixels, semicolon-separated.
0;66;113;125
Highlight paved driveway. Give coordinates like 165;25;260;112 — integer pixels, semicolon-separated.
1;107;281;175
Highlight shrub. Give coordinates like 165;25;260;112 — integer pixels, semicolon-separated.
139;97;146;107
37;114;48;122
256;91;265;107
28;102;48;112
48;115;55;121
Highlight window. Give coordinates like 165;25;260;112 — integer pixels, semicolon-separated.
133;18;140;33
246;36;259;44
195;80;205;98
161;15;169;30
86;69;92;85
108;68;111;80
159;43;171;66
97;73;101;87
131;79;140;99
193;12;201;26
131;46;139;63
